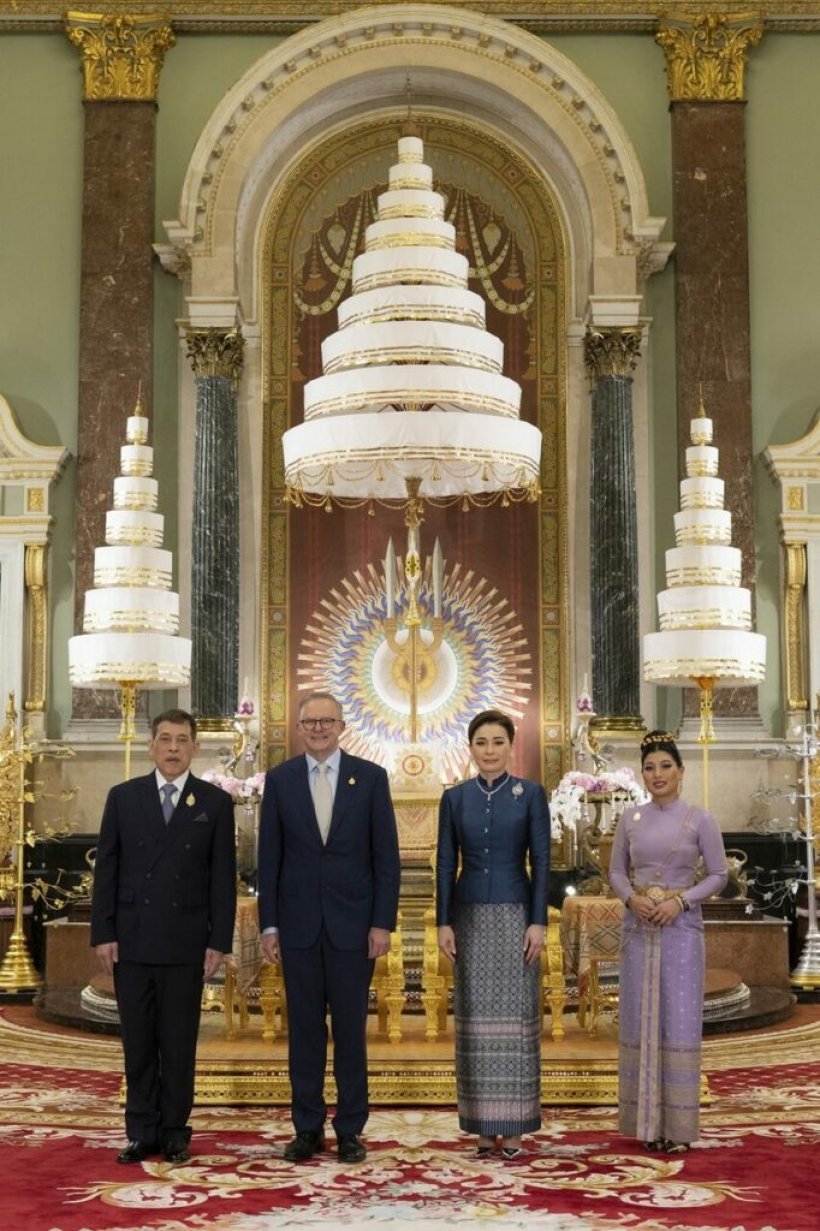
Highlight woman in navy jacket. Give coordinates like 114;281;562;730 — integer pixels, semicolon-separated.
436;709;550;1159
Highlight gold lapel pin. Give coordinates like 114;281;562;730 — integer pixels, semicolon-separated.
186;793;196;806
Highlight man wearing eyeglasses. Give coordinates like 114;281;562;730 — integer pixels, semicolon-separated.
258;691;400;1163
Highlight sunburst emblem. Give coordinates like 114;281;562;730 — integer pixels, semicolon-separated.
297;558;532;779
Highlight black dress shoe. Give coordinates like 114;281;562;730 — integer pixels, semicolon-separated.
163;1141;191;1164
337;1134;366;1163
117;1140;159;1164
283;1129;326;1162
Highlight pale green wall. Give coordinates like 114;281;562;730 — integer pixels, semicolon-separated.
747;34;820;732
4;24;818;739
550;34;681;731
0;33;83;733
152;34;282;687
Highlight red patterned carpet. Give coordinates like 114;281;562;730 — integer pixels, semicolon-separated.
1;1005;817;1231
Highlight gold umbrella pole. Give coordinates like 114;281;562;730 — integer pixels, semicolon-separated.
0;695;42;993
116;681;138;781
694;675;715;811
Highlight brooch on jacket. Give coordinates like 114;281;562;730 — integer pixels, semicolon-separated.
186;793;196;806
348;776;356;786
511;782;523;797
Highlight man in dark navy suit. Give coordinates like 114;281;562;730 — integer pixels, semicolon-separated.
91;709;236;1164
258;691;400;1163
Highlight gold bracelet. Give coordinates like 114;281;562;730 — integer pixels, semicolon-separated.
674;893;686;912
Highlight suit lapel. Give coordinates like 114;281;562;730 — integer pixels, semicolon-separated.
141;774;167;844
291;757;323;843
327;751;357;842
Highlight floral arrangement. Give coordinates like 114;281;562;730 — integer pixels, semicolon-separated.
548;767;647;839
201;769;265;802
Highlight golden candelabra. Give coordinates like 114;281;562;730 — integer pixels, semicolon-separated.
383;478;443;742
0;694;78;994
0;694;42;993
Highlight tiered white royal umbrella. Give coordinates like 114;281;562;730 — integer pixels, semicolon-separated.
643;407;766;805
282;125;542;508
68;399;191;777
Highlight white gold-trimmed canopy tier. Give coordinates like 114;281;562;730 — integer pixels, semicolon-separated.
674;508;732;545
113;476;158;511
82;588;180;634
665;544;741;587
680;476;724;508
337;285;485;330
69;632;190;687
304;365;521;419
351;247;468;293
106;509;164;547
322;321;503;375
120;443;153;477
283;411;541;500
657;585;751;631
93;545;173;589
643;629;766;687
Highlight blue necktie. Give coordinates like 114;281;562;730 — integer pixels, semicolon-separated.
161;782;176;824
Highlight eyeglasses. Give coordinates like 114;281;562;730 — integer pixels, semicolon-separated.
299;717;340;731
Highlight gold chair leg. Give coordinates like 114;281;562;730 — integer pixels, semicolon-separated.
223;965;237;1041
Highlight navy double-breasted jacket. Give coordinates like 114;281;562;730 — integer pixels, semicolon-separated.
90;772;237;964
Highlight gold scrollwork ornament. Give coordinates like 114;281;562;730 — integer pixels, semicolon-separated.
65;12;176;103
583;327;642;381
656;14;764;103
185;328;245;381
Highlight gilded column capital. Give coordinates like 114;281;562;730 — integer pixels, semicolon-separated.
656;13;763;102
65;12;175;102
583;327;642;380
185;328;245;381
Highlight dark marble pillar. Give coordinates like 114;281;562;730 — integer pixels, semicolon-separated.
65;13;175;720
185;330;245;726
585;328;644;732
657;14;763;719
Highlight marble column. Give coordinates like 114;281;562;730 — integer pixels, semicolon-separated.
585;327;644;733
65;13;175;720
185;329;245;726
657;13;763;720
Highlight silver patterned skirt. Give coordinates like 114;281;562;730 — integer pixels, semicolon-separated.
452;901;542;1136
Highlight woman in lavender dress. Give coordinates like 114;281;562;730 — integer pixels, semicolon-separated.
609;731;727;1154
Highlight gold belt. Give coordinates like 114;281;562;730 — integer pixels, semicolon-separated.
637;886;680;904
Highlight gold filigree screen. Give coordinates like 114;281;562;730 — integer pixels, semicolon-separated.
261;117;568;784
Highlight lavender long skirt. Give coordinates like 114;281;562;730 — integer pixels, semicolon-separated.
618;909;704;1144
452;902;542;1136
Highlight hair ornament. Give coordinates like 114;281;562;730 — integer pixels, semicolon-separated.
640;730;678;750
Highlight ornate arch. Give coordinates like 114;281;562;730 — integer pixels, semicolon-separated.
164;3;666;323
